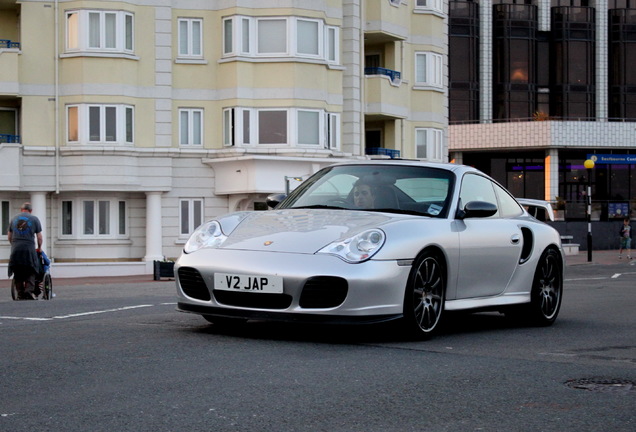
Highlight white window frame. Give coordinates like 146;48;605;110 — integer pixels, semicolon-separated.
61;198;127;239
223;16;338;64
415;52;443;88
65;9;134;54
67;104;134;145
178;18;202;58
180;198;204;237
179;108;203;146
415;128;444;161
224;107;340;149
415;0;444;14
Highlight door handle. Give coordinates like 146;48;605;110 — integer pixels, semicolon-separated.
511;234;520;244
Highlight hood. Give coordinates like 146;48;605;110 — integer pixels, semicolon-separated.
218;209;394;253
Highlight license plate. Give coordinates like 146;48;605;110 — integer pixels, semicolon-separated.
214;273;283;294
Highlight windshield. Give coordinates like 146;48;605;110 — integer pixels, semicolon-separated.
280;164;454;218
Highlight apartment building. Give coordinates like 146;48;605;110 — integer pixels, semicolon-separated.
449;0;636;226
0;0;448;278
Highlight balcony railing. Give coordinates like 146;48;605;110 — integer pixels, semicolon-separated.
0;134;20;143
366;147;401;158
364;67;401;84
0;39;20;49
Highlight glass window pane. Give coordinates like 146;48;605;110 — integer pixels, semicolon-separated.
125;14;133;51
328;27;336;62
180;111;189;144
180;201;189;235
68;106;78;141
62;201;73;235
67;12;79;50
179;20;189;55
416;54;427;83
223;109;232;146
193;200;202;229
105;13;116;49
193;111;202;145
125;107;133;142
118;201;126;235
258;111;287;144
89;12;101;48
99;201;110;234
224;19;233;54
192;20;201;55
243;110;250;144
105;107;116;141
298;111;320;145
297;20;319;55
258;19;286;53
83;201;94;235
416;130;427;158
241;18;250;53
89;106;101;141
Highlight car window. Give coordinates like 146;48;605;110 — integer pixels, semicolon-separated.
459;173;499;217
493;183;523;218
282;164;454;217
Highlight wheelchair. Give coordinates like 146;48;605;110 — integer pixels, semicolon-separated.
10;253;53;301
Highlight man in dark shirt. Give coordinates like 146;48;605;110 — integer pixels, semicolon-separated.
7;202;43;300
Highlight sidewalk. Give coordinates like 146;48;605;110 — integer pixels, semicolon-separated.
565;249;633;266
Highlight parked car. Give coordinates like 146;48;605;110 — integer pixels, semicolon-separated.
175;161;564;339
517;198;555;222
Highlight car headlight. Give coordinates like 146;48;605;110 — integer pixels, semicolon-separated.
317;229;386;263
183;221;228;253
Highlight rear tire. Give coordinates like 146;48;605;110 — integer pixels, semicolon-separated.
526;248;563;326
402;251;446;339
43;274;53;300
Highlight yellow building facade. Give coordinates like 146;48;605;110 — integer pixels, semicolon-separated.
0;0;447;277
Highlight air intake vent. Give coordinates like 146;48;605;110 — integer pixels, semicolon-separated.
299;276;348;308
177;267;211;301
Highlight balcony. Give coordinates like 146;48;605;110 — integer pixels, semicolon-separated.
366;147;401;159
0;39;20;49
364;67;401;84
365;0;409;43
0;134;20;143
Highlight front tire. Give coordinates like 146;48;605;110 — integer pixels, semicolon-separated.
526;248;563;326
403;251;446;339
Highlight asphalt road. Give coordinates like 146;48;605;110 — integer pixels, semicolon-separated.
0;261;634;432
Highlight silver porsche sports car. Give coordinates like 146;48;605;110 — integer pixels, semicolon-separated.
175;161;564;339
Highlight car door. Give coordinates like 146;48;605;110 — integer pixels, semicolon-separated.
454;173;523;299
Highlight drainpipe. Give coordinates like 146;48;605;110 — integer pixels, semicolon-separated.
54;0;59;195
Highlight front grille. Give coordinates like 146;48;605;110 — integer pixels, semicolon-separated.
177;267;211;301
213;291;293;309
299;276;348;309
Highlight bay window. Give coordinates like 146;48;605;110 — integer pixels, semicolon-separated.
223;16;338;64
415;52;444;88
61;199;127;238
66;9;134;54
67;104;134;145
223;108;340;149
416;128;444;161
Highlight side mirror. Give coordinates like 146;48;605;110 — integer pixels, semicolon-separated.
457;201;498;219
266;193;287;209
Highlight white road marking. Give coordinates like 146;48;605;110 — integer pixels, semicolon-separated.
0;304;156;322
612;273;622;279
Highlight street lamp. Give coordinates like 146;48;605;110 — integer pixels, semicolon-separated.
584;158;595;262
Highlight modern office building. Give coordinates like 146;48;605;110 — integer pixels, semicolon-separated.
0;0;447;277
449;0;636;225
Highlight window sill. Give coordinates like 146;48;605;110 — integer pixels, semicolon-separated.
413;9;445;19
219;56;337;68
61;52;140;61
175;58;208;65
413;85;445;93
